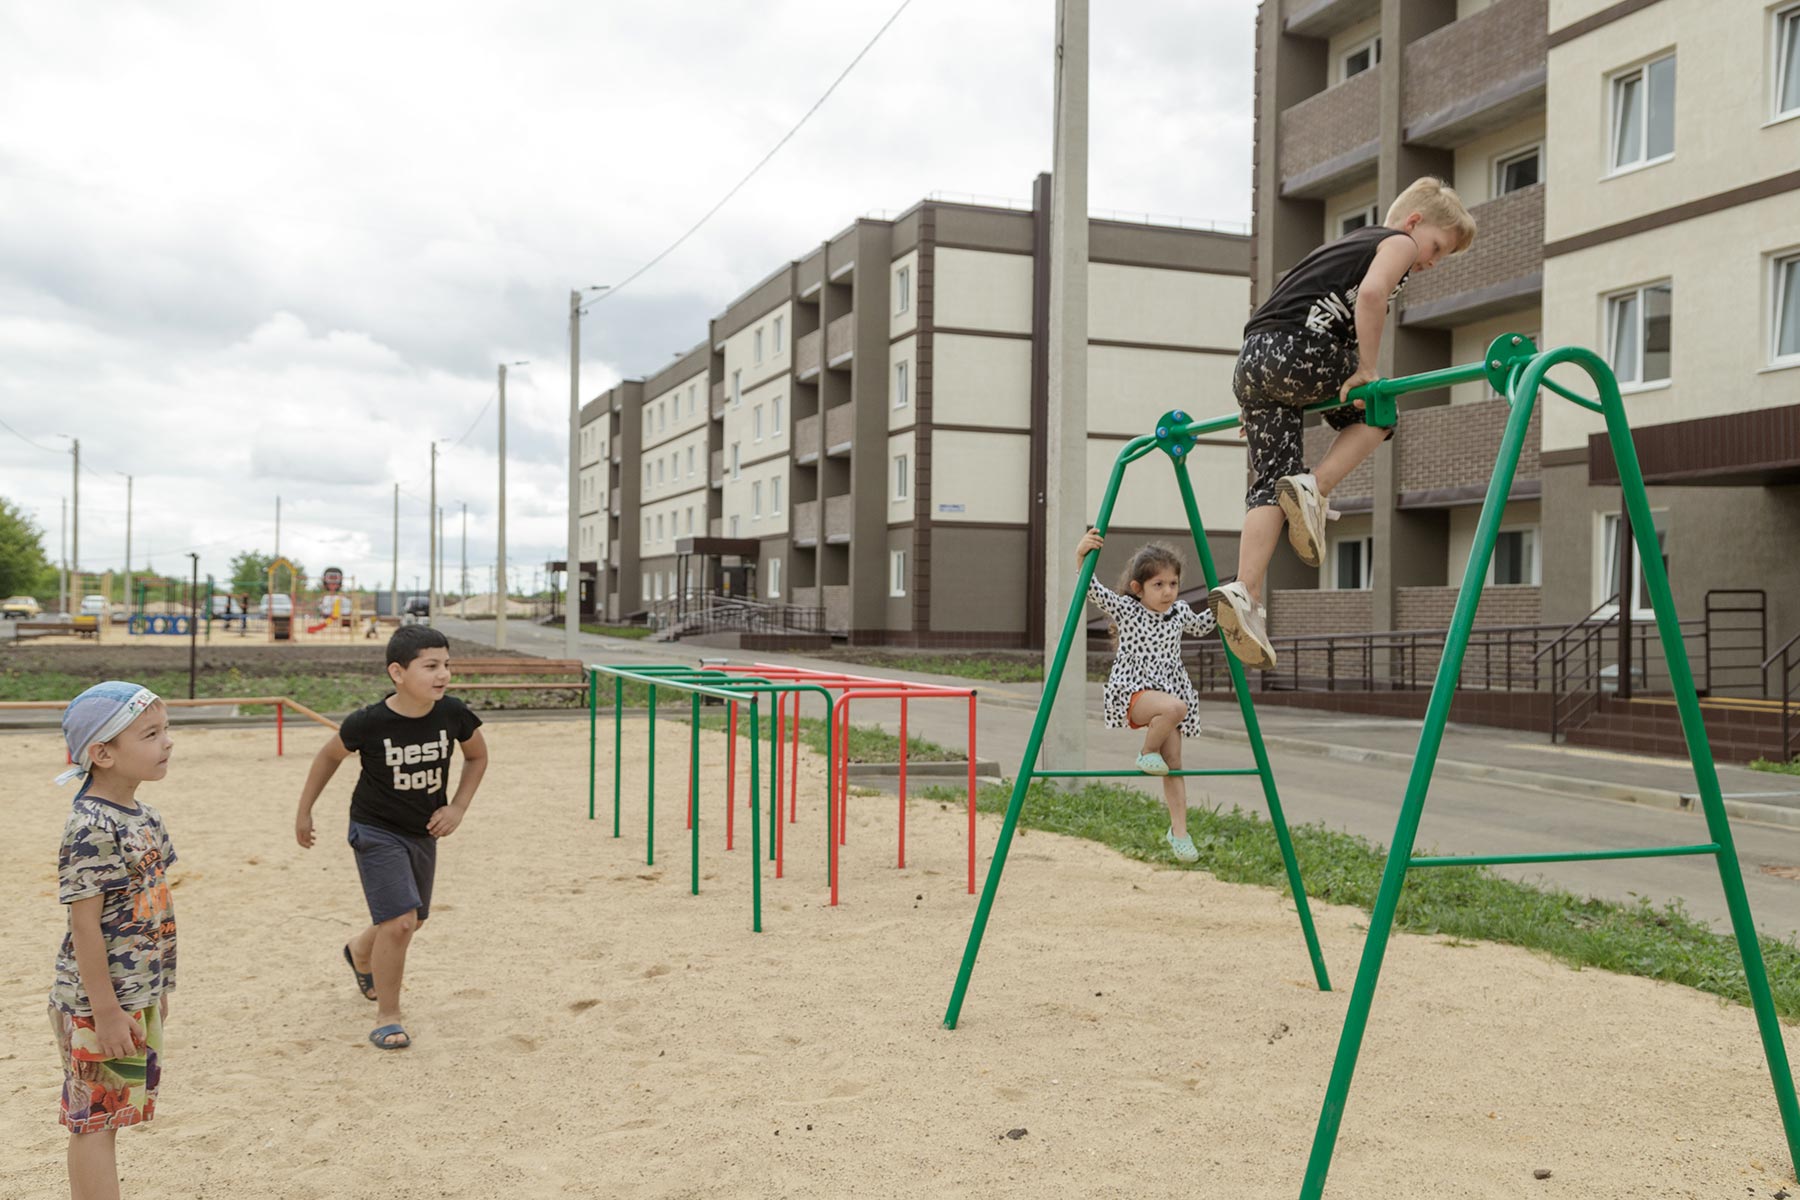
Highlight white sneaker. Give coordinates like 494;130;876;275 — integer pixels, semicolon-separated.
1275;473;1338;569
1166;828;1200;864
1208;582;1277;670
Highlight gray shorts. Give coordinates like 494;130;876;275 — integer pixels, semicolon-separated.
347;820;437;925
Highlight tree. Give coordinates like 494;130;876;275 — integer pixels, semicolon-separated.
229;550;306;599
0;497;52;600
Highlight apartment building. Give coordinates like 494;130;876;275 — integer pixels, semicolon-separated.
589;182;1253;644
1253;0;1800;646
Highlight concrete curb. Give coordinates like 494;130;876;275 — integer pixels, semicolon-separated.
1198;726;1800;831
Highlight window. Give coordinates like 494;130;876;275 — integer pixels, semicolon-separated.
1341;35;1380;82
773;315;785;353
1599;510;1670;617
688;383;697;416
894;360;910;409
755;327;765;365
731;442;741;478
655;514;663;541
768;557;781;598
732;369;742;407
895;265;911;314
730;515;740;537
656;460;664;484
771;476;782;514
1332;537;1373;590
653;574;663;601
685;507;694;534
643;516;650;542
890;549;908;596
772;397;782;434
1775;3;1800;119
641;577;649;603
893;454;909;500
643;465;651;492
687;446;696;476
754;405;763;440
1337;204;1379;236
1610;54;1675;172
1773;251;1800;366
1494;145;1541;195
1606;282;1673;386
1489;528;1540;586
752;481;763;518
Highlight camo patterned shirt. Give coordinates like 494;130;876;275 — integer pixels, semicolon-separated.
49;793;179;1016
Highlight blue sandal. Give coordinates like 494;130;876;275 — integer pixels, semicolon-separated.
343;945;376;1001
368;1023;411;1050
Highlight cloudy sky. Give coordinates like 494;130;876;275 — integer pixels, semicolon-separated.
0;0;1254;598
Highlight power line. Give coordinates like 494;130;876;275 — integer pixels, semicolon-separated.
593;0;915;304
448;388;498;448
0;413;66;455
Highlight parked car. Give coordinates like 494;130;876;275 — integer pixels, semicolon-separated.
259;594;294;617
79;594;107;618
2;595;41;619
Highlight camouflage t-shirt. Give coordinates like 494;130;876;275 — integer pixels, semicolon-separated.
48;792;179;1016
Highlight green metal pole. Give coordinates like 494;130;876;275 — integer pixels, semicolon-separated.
613;675;623;838
1299;368;1539;1199
588;668;598;820
1172;463;1330;992
943;437;1154;1029
750;698;762;932
647;683;656;866
1592;347;1800;1174
769;685;779;863
691;692;701;896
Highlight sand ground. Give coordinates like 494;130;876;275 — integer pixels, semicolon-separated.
3;717;1798;1199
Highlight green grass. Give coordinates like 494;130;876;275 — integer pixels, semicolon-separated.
581;623;653;640
922;777;1800;1021
1750;757;1800;777
827;651;1045;684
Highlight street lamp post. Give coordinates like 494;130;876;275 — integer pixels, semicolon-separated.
497;360;527;649
117;473;133;617
567;286;609;659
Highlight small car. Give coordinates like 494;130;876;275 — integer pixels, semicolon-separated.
79;595;107;618
1;595;41;619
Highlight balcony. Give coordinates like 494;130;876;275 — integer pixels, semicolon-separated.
791;585;819;613
825;403;854;457
1281;0;1379;37
1396;396;1541;504
796;329;822;381
825;313;855;368
825;494;853;543
710;449;724;488
711;380;725;420
792;500;820;547
609;487;620;517
1400;184;1543;328
610;445;620;465
794;413;821;465
1403;0;1546;148
1277;66;1380;198
608;544;619;569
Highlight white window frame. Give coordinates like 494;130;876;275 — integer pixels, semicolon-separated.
655;513;664;542
893;453;909;500
732;369;742;407
656;460;665;485
753;405;763;441
642;516;649;542
1336;203;1379;237
687;446;696;477
685;507;694;534
1604;281;1673;389
1330;536;1373;591
754;327;765;365
894;360;910;409
773;315;785;354
641;577;649;603
1596;510;1670;619
1487;525;1542;587
688;383;697;416
771;476;782;514
752;481;763;519
1339;34;1381;83
1771;248;1800;368
1773;2;1800;122
1492;143;1543;196
731;442;741;479
730;515;740;538
768;557;781;599
890;549;908;597
643;465;651;492
895;265;911;314
771;397;782;434
1607;53;1676;176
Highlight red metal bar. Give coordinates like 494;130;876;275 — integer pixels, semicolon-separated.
276;701;284;756
775;696;785;880
898;697;908;869
967;693;977;895
727;701;737;851
788;690;800;823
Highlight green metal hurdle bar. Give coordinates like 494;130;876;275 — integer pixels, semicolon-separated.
588;664;837;933
941;379;1356;1032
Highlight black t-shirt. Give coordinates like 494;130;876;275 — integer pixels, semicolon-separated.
1244;226;1414;342
338;696;483;837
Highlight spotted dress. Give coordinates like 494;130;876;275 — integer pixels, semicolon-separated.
1087;578;1215;737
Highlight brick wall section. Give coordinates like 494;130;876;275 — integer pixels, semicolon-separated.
826;313;855;362
1270;588;1372;636
1395;584;1540;628
1400;184;1544;313
1401;0;1546;132
1396;397;1541;493
1278;67;1380;184
1303;422;1376;502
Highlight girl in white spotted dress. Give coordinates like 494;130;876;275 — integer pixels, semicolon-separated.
1076;529;1216;864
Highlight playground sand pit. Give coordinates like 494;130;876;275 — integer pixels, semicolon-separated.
3;716;1798;1198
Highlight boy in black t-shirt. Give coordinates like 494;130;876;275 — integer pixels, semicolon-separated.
1209;177;1477;670
294;625;488;1049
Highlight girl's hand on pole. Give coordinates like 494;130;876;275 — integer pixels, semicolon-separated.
1075;529;1104;564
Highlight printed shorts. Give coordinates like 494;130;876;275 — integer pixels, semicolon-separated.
1232;329;1393;509
348;819;438;925
50;1001;162;1133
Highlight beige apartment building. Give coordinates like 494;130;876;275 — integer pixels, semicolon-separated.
1254;0;1800;653
585;182;1253;644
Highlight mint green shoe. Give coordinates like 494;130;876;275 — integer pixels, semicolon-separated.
1136;751;1169;776
1166;828;1199;863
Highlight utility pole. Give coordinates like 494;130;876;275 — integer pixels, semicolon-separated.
70;438;80;589
118;473;133;615
459;501;467;619
274;494;281;560
497;361;525;649
59;497;67;614
1043;0;1090;773
186;553;200;699
390;483;399;620
566;289;606;657
428;443;438;621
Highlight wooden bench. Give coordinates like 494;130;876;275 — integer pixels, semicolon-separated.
14;621;97;639
453;657;589;696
